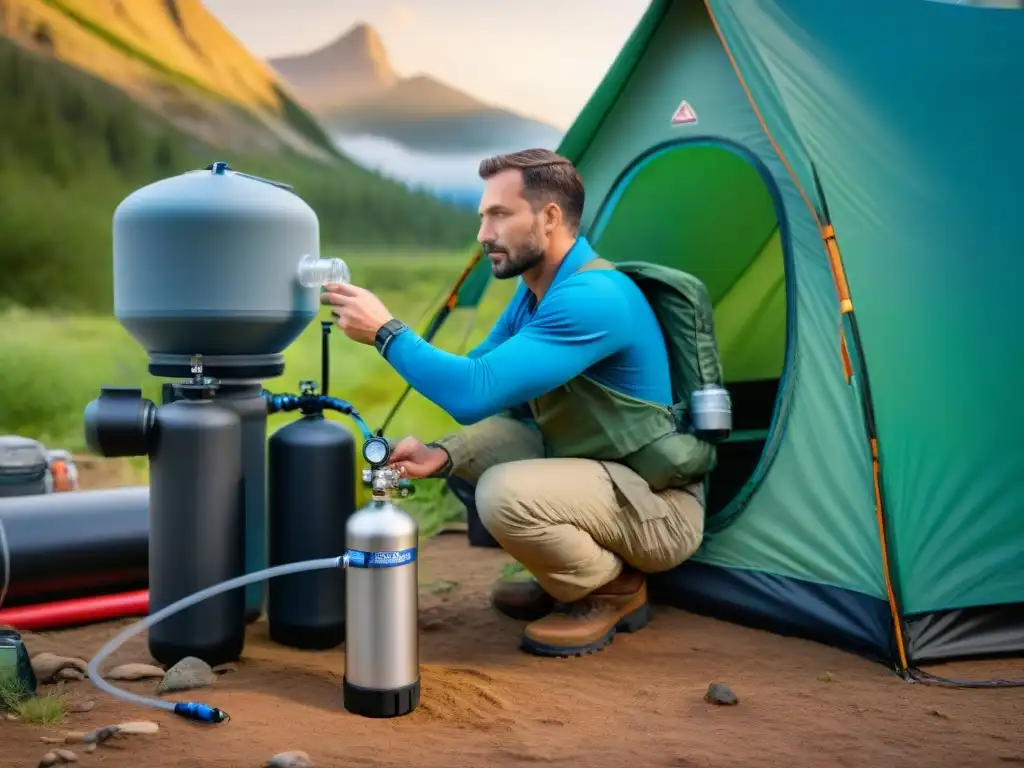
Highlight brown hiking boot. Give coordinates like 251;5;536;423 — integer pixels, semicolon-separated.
491;578;558;621
519;568;651;657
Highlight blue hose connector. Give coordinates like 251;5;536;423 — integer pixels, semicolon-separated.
174;702;230;723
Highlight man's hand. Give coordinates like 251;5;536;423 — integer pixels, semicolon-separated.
388;437;450;479
320;282;394;345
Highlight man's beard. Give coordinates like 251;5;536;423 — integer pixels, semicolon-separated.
486;228;545;280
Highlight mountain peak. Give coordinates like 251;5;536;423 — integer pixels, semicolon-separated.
268;21;397;109
322;22;387;63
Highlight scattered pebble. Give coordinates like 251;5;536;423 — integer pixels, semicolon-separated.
5;712;18;721
157;656;217;694
106;663;166;681
67;700;94;714
30;653;88;684
704;682;739;706
116;720;160;735
265;750;314;768
83;725;120;745
37;750;77;766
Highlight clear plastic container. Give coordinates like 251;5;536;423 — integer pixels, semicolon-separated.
297;254;351;288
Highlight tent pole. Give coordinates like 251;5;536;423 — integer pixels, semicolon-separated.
377;248;484;436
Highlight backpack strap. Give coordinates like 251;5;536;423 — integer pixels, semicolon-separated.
576;257;616;273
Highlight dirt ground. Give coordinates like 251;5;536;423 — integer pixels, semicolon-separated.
3;459;1024;767
2;533;1023;768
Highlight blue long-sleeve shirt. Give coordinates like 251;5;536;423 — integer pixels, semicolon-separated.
383;237;673;425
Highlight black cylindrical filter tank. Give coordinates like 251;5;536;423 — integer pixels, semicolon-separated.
267;413;355;650
148;383;246;668
212;383;270;623
161;382;271;624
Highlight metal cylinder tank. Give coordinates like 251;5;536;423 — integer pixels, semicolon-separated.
112;162;322;381
267;413;355;650
147;383;246;668
343;499;420;718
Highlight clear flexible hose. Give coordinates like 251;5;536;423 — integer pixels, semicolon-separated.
86;556;347;722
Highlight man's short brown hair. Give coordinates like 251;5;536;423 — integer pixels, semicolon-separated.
478;148;585;233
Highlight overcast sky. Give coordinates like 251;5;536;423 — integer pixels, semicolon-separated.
202;0;650;128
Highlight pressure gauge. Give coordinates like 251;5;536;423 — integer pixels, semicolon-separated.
362;436;390;466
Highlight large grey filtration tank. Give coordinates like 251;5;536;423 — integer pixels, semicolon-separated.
267;413;355;650
147;385;246;668
343;499;420;718
113;162;322;380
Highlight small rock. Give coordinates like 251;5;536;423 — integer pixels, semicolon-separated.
704;682;739;706
265;750;313;768
37;750;76;767
83;725;119;745
929;708;949;719
82;744;96;754
105;663;166;681
31;653;88;684
157;657;216;694
67;701;94;714
41;737;64;744
817;671;833;682
116;720;159;735
5;712;18;721
56;668;85;681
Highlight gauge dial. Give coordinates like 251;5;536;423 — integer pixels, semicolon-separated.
362;436;390;466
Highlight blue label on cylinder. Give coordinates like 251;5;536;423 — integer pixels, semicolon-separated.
346;547;417;568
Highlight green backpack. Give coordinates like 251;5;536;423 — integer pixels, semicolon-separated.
616;261;727;477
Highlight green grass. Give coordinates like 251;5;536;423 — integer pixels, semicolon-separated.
0;677;66;726
0;252;513;533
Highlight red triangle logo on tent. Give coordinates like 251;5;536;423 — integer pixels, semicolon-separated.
671;100;698;126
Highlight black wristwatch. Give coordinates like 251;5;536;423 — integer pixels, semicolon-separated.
374;319;408;358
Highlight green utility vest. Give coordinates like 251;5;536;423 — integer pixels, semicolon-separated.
527;258;724;495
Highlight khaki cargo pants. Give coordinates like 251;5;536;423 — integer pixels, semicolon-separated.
440;415;706;604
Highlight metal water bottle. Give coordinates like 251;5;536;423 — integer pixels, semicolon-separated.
690;384;733;443
342;437;420;719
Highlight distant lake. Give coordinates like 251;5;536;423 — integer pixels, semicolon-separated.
334;133;489;199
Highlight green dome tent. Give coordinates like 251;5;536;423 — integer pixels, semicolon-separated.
402;0;1024;677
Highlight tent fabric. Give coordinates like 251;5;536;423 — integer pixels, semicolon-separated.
442;0;1024;669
